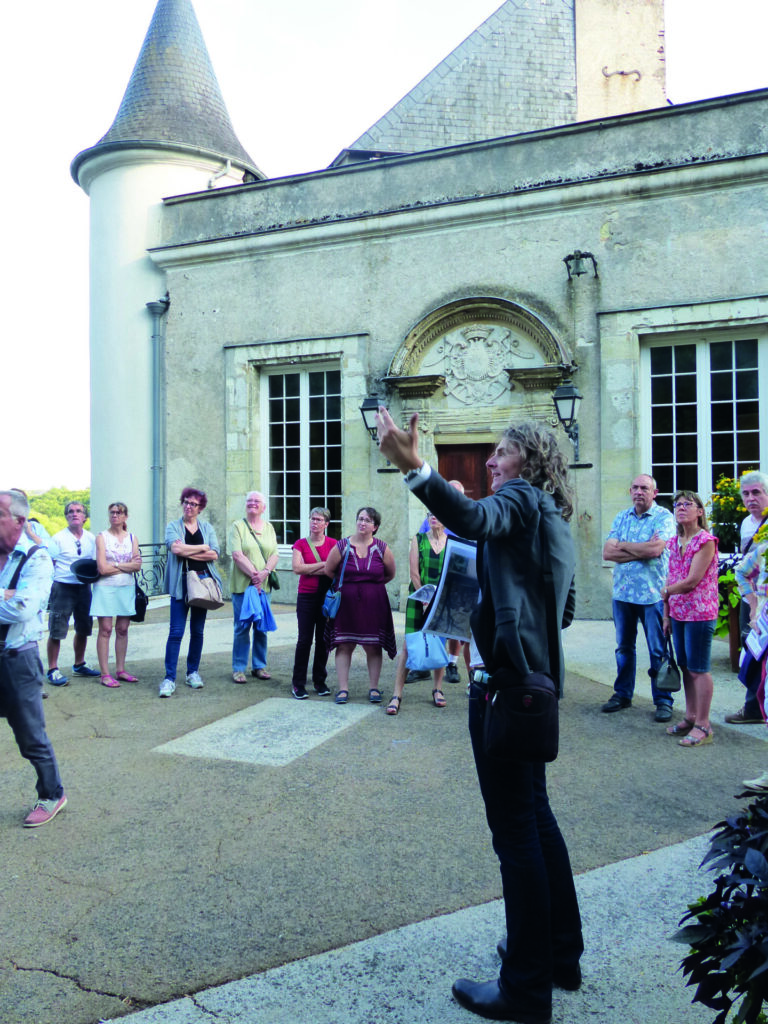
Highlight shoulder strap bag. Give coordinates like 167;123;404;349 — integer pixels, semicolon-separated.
482;499;561;763
0;546;42;656
741;510;768;557
243;519;280;591
322;541;351;619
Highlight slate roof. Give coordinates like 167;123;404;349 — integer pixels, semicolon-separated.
346;0;576;158
72;0;262;183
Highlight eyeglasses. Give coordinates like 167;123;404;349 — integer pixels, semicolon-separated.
109;510;125;516
673;501;697;510
75;540;81;555
66;509;84;516
309;516;327;522
182;500;201;508
356;516;374;524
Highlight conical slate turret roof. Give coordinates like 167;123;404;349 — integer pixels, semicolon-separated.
72;0;262;183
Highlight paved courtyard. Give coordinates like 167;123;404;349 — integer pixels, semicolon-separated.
0;604;764;1024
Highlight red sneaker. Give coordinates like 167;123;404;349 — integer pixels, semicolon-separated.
23;795;67;828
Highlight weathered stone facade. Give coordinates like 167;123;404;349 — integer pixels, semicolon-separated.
149;90;768;617
75;0;767;619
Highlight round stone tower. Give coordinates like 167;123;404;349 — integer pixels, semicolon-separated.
71;0;262;547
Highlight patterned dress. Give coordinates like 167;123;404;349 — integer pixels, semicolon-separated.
325;537;397;658
404;531;446;635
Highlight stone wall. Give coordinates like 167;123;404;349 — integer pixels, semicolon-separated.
150;91;768;618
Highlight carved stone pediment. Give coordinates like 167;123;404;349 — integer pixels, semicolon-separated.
388;298;572;406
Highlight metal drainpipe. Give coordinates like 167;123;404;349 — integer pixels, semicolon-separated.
146;296;170;549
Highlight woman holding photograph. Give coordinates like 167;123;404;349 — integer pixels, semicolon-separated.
386;513;448;715
734;523;768;743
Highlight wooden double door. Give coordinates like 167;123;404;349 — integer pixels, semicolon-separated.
436;443;492;500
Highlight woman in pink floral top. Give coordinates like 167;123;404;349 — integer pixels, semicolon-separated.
661;490;719;747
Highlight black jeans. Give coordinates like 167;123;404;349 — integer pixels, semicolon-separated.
291;592;330;688
0;647;64;801
468;681;583;1018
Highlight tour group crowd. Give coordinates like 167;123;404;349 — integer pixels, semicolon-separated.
2;410;768;1023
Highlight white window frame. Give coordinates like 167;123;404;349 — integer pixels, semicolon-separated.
259;363;342;547
639;327;768;497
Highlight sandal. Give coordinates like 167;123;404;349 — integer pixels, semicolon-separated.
432;688;447;708
679;725;713;747
100;675;120;688
666;718;695;736
369;688;383;703
232;671;247;684
252;669;271;680
334;690;349;704
386;696;401;716
116;671;138;683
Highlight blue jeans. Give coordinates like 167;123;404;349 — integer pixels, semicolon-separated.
164;596;207;680
468;681;583;1018
232;591;269;672
612;599;671;707
0;648;64;801
671;618;716;674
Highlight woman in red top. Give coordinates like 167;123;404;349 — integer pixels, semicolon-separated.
662;490;719;747
290;508;336;699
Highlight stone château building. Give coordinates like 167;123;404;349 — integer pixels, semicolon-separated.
72;0;768;616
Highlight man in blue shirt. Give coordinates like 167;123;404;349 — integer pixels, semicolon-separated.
0;490;67;827
602;475;676;721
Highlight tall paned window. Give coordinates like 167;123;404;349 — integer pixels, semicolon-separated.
264;368;342;545
644;334;765;501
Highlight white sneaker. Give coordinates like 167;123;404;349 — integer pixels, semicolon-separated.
743;771;768;792
186;671;204;689
158;678;176;698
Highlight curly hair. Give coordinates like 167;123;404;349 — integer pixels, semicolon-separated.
500;421;574;521
672;490;708;535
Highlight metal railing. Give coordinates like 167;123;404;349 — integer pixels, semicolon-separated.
138;543;168;596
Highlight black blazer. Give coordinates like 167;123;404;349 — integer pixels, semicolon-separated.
411;471;575;693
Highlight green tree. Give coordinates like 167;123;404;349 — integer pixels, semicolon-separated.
27;487;91;535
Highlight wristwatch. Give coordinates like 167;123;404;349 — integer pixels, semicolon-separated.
404;462;431;485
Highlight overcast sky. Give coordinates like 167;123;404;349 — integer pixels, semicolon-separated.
4;0;767;490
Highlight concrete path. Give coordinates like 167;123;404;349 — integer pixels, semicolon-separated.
1;606;763;1024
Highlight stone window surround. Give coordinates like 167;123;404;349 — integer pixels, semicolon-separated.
598;294;768;548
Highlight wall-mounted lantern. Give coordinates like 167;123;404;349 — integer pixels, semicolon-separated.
552;378;584;463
